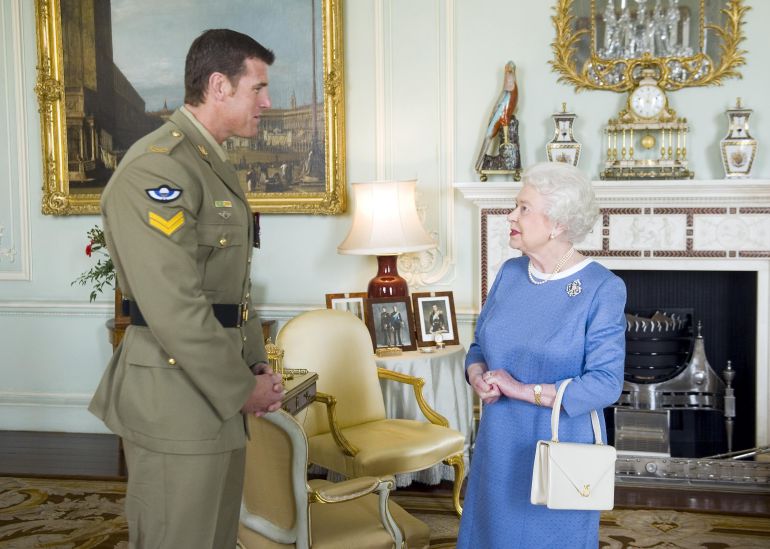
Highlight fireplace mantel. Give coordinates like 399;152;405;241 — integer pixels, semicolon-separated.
455;179;770;208
456;178;770;447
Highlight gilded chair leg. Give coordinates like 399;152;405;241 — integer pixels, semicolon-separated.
444;453;465;517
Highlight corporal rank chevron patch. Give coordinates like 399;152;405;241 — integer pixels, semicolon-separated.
145;184;183;202
148;211;185;236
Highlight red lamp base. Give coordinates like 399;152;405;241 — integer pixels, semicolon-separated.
368;255;408;297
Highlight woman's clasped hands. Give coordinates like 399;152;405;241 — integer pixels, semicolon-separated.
469;366;525;405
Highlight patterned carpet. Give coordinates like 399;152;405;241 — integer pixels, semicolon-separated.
389;489;770;549
0;477;127;548
1;476;769;548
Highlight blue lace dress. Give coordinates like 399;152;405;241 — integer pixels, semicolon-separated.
457;257;626;549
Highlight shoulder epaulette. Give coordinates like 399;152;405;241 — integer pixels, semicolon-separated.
146;128;186;155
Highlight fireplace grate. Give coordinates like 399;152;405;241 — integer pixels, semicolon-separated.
623;309;693;384
618;316;725;412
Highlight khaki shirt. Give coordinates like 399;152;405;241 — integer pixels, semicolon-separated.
89;109;266;454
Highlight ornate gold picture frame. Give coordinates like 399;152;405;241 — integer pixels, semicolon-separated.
34;0;346;215
550;0;748;92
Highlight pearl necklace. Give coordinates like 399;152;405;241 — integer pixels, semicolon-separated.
527;246;575;285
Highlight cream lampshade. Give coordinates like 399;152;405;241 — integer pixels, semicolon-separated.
338;180;435;297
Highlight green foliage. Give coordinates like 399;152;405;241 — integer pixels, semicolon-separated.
71;225;115;302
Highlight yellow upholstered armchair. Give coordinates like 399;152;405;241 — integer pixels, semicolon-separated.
276;309;466;517
238;410;430;549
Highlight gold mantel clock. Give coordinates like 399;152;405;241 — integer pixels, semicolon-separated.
601;70;693;181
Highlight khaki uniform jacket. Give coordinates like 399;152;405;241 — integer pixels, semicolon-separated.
89;110;266;455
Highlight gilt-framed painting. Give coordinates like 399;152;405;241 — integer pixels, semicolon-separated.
34;0;346;215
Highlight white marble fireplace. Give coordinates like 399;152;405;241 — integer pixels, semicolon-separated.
456;179;770;447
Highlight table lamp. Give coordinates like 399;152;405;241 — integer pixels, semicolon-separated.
338;180;435;297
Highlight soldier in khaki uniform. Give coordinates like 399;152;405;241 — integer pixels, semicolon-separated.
89;29;284;549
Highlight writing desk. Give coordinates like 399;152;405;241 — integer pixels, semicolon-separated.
281;371;317;416
376;344;473;486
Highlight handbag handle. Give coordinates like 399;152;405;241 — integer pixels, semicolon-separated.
550;378;603;445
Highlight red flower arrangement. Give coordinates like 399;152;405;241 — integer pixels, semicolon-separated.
72;225;115;302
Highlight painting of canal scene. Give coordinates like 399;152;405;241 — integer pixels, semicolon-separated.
35;0;345;214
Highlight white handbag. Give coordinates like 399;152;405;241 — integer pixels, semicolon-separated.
530;378;616;510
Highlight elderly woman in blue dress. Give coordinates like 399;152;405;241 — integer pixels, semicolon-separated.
458;162;626;549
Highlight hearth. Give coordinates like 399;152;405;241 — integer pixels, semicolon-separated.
458;178;770;490
612;270;756;455
612;307;736;458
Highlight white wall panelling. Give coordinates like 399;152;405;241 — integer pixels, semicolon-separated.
2;0;769;432
374;0;457;289
0;300;113;431
0;0;31;280
0;301;477;431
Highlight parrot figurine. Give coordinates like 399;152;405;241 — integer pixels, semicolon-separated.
476;61;521;180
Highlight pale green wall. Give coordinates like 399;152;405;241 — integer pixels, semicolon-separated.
1;0;768;432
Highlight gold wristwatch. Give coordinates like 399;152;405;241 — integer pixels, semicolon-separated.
533;384;543;406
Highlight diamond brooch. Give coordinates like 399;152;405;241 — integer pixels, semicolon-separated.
566;279;582;297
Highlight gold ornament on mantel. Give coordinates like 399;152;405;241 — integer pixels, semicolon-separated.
601;69;693;180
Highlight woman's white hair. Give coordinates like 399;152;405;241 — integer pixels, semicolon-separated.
521;161;599;243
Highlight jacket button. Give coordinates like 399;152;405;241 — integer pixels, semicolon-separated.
219;238;227;246
168;358;176;365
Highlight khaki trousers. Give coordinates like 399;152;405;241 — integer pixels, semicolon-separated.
123;440;245;549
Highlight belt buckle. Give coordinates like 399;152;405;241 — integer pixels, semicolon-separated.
239;302;249;327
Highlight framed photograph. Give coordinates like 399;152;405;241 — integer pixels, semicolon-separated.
325;292;367;324
34;0;345;215
411;291;459;346
364;297;417;352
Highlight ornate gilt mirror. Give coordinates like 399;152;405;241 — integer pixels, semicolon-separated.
551;0;749;92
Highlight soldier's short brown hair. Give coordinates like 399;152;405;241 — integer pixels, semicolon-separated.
184;29;275;106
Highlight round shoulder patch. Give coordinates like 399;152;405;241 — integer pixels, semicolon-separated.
145;184;183;202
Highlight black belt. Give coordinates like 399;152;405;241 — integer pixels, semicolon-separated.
123;299;249;328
